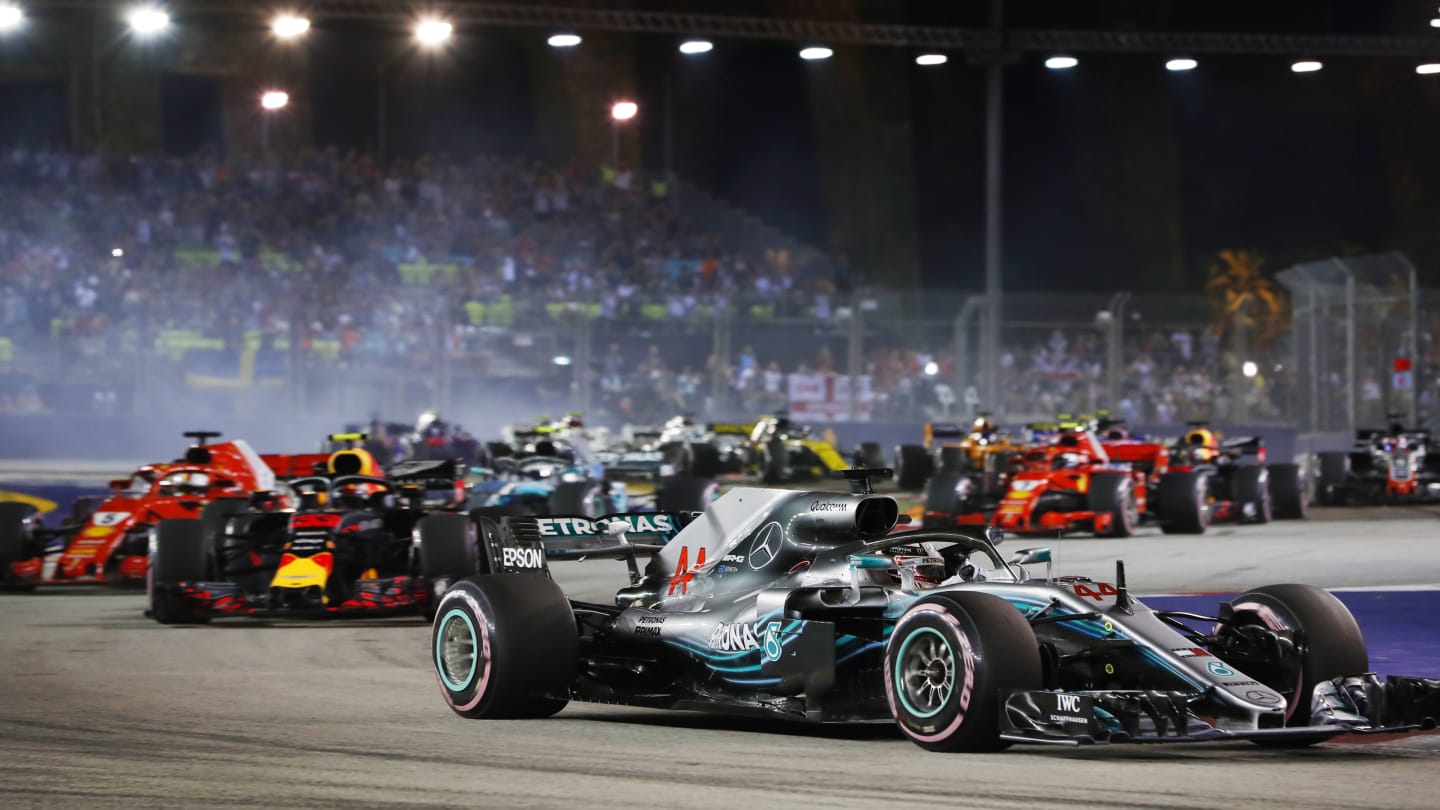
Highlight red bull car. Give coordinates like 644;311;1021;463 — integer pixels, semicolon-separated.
146;453;478;623
1167;423;1307;523
0;432;324;590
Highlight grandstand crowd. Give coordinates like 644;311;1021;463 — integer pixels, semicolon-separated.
1;147;1435;427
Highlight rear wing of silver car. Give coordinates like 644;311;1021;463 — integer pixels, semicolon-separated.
474;511;696;581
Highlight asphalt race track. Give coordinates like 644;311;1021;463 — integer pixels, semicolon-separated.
4;512;1440;809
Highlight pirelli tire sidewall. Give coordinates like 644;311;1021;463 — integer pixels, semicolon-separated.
884;591;1042;752
431;575;578;719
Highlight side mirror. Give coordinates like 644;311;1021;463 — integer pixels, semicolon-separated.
108;478;129;490
1009;546;1052;581
603;520;629;537
985;525;1004;546
1009;547;1051;565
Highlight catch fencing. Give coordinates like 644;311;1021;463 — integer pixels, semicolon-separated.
4;260;1433;430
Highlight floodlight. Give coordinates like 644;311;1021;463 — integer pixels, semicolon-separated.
0;4;23;32
272;14;310;39
127;6;170;37
415;17;452;47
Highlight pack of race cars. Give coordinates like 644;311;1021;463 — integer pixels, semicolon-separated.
2;413;1436;754
3;411;1426;602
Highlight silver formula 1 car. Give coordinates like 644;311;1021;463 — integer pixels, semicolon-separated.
429;469;1440;751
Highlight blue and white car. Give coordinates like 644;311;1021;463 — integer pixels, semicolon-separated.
469;434;627;517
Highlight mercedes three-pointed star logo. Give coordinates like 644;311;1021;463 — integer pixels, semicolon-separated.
747;521;783;570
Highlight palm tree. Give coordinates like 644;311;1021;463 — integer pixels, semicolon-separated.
1206;249;1288;346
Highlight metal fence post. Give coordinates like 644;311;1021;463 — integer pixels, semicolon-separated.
1104;292;1130;409
1308;281;1319;433
952;296;982;418
847;294;863;421
1398;253;1421;426
439;300;453;415
1230;298;1249;423
1341;265;1357;433
572;315;591;416
710;305;731;418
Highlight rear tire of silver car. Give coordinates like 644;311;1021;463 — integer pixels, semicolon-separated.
1267;463;1307;520
689;443;722;479
547;482;607;517
1232;466;1272;524
432;575;577;719
149;518;211;625
1224;584;1368;747
894;444;934;490
885;591;1042;752
656;476;718;513
1086;472;1136;538
1155;470;1210;534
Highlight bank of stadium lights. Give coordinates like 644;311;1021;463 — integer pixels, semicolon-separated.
127;5;170;37
1165;57;1198;72
261;90;289;110
799;46;833;61
915;53;947;66
1418;63;1440;74
1291;60;1323;73
414;17;453;48
678;39;713;55
0;3;23;33
1045;55;1078;70
1431;19;1440;28
271;14;310;39
547;32;581;48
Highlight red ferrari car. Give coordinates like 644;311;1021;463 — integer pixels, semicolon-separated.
0;432;325;589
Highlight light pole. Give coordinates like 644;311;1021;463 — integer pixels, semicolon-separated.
260;90;288;152
609;99;637;168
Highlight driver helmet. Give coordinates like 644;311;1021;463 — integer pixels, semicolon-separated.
1184;428;1218;462
1052;452;1085;470
416;410;445;434
168;472;210;494
328;448;379;478
970;416;997;440
887;546;947;590
1101;420;1129;440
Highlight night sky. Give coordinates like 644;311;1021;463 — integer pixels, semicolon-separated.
3;0;1437;291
